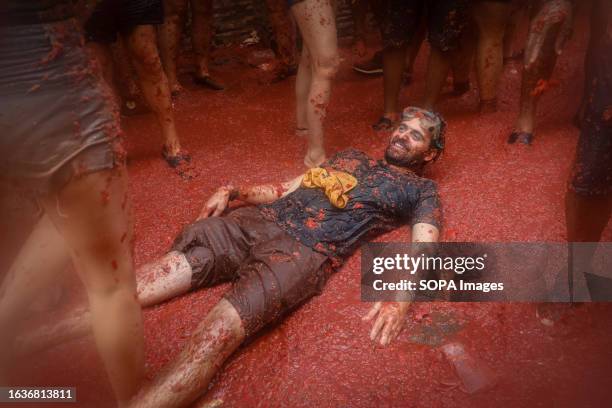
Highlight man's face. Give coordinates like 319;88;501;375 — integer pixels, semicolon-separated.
384;118;436;168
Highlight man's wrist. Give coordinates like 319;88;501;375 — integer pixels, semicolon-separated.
219;185;240;201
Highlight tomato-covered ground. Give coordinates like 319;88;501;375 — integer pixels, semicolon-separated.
9;8;612;408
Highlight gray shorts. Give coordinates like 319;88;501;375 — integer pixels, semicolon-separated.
0;18;121;194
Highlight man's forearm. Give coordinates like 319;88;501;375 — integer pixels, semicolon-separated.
221;184;285;204
222;175;304;205
223;183;288;205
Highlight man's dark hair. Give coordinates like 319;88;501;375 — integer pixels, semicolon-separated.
401;107;446;162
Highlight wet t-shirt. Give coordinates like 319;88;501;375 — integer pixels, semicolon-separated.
258;149;441;259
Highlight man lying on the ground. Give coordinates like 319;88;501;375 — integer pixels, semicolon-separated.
17;107;445;407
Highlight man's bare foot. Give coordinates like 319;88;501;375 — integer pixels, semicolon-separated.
162;139;182;157
162;146;197;180
304;148;326;168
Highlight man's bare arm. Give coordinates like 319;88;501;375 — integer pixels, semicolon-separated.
364;223;440;346
198;175;304;219
229;175;304;204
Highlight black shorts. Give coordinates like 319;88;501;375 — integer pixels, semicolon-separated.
84;0;164;44
381;0;468;52
570;8;612;196
171;207;333;338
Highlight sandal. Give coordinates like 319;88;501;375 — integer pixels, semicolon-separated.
162;146;192;168
162;148;191;168
507;131;534;145
163;147;197;180
372;116;395;131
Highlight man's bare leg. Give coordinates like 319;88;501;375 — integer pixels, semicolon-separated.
136;251;193;306
16;251;193;357
159;0;187;95
510;35;558;140
124;25;183;157
42;167;144;405
380;45;407;123
422;48;453;110
566;191;612;243
191;0;224;90
112;39;150;115
374;27;425;130
350;0;369;59
403;24;425;83
266;0;297;81
509;0;572;143
129;298;244;408
451;28;475;95
295;46;312;139
503;3;522;62
292;0;339;168
0;214;70;379
473;1;512;112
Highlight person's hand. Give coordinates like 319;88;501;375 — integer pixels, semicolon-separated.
362;301;410;346
197;186;232;220
525;0;573;69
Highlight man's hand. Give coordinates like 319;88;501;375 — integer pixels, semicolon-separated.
197;187;232;220
525;0;573;69
363;301;410;346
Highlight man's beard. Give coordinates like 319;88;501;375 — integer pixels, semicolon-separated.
384;146;423;170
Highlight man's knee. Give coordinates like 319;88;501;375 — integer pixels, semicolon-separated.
313;53;340;79
126;31;163;75
132;50;164;79
210;298;244;334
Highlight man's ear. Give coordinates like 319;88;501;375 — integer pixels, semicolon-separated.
423;148;438;163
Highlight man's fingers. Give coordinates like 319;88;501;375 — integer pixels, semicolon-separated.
390;320;404;343
363;302;382;321
379;319;393;346
370;314;385;342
